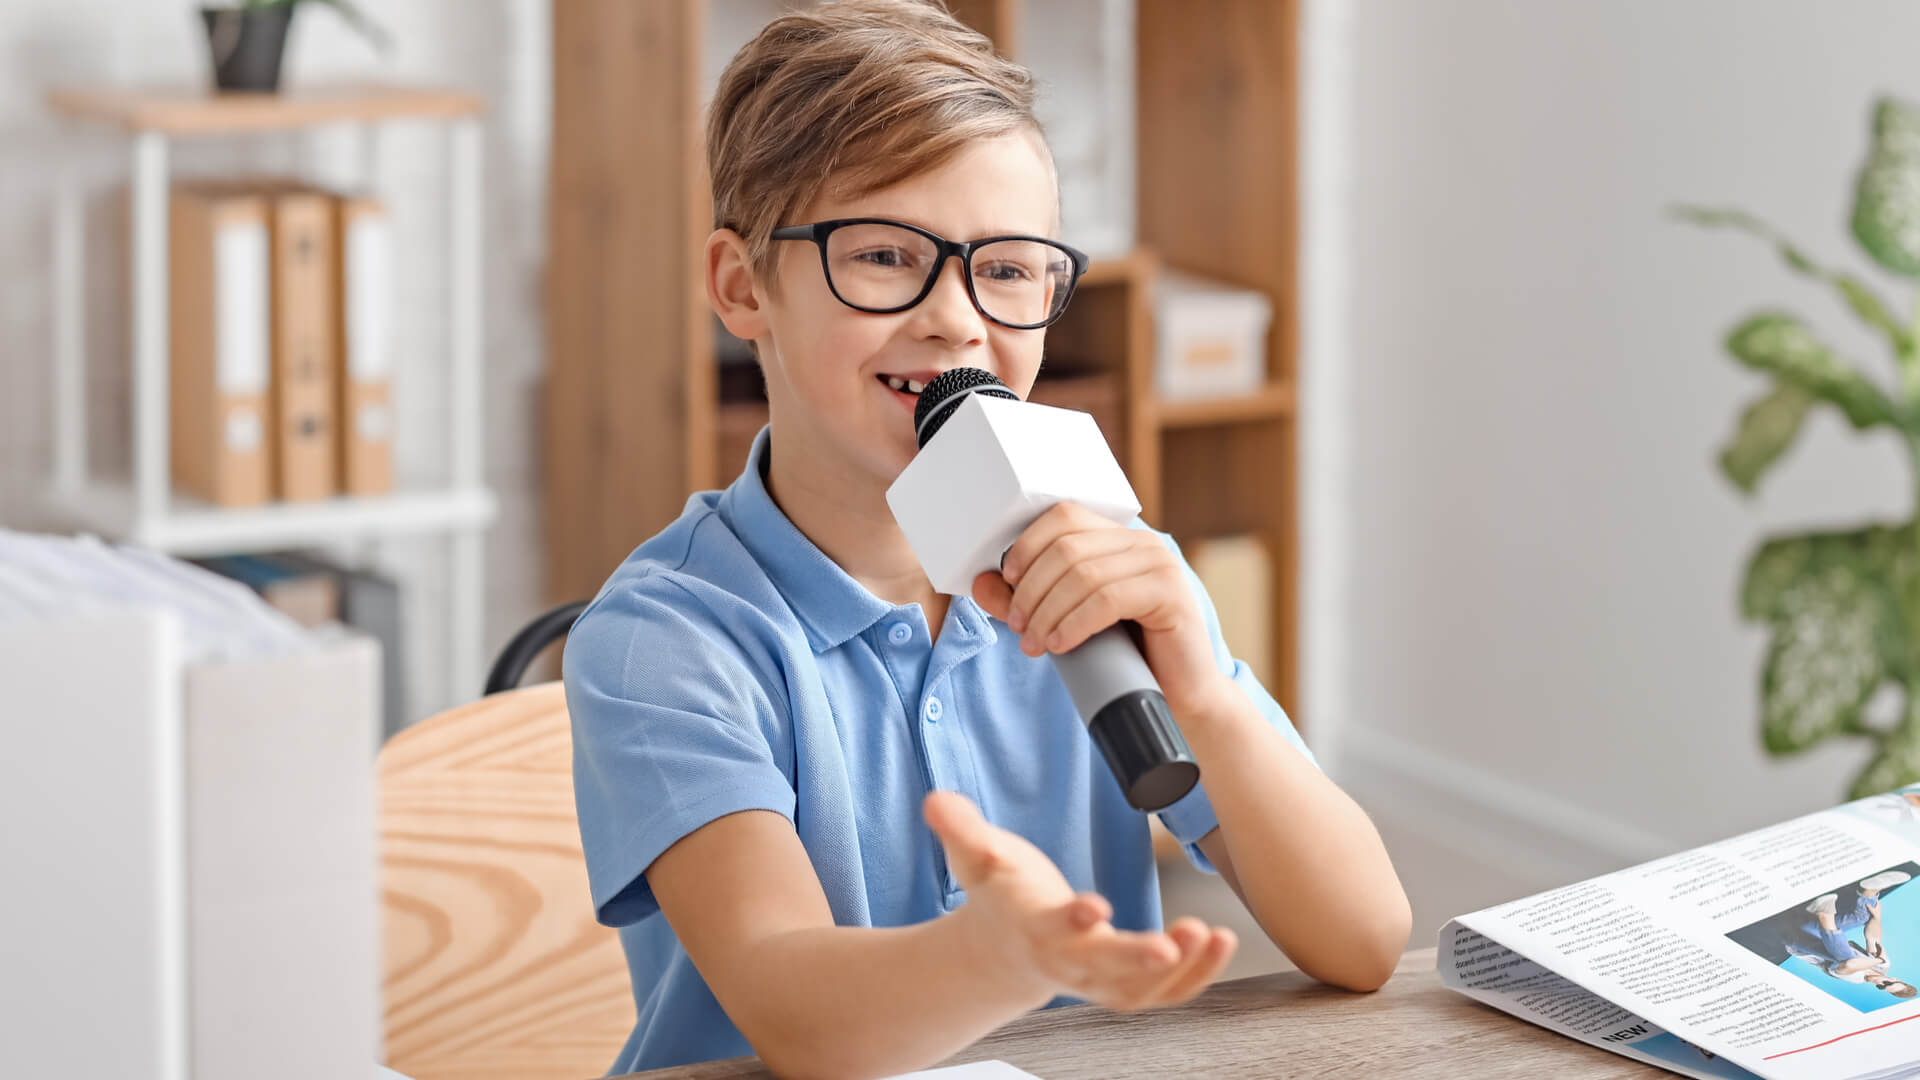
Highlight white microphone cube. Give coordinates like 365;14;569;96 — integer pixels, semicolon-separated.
887;393;1142;596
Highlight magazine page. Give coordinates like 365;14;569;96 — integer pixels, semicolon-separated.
1446;785;1920;1080
1439;921;1758;1079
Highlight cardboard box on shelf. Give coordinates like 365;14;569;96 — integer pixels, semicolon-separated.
1153;270;1272;402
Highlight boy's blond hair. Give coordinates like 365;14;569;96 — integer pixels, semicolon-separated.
707;0;1046;281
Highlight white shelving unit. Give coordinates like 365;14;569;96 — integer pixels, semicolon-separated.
42;85;499;703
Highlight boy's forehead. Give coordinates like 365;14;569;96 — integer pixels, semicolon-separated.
804;132;1060;237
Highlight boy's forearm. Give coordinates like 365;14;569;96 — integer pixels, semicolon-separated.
724;906;1048;1080
1178;683;1411;991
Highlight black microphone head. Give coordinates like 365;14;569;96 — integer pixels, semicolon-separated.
914;367;1020;448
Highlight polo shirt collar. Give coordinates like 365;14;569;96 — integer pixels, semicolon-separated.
722;425;907;653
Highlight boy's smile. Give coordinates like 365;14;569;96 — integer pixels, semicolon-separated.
876;369;940;411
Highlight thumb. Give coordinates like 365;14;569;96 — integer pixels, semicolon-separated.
972;570;1014;623
924;790;1003;885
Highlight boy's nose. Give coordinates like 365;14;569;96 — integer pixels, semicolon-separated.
911;256;988;346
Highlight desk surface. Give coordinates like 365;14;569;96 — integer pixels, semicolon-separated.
616;948;1672;1079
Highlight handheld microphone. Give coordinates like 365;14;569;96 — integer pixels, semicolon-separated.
887;368;1200;812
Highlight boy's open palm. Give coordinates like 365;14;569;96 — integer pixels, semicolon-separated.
924;790;1237;1012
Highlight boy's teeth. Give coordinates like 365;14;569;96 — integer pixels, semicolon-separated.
886;376;908;391
905;379;924;394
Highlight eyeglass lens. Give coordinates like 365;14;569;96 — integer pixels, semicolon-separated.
823;222;1074;327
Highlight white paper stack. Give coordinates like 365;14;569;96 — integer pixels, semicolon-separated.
0;528;312;662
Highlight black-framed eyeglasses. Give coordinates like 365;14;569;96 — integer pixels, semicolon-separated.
769;217;1091;330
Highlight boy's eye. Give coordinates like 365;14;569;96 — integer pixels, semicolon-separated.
851;246;916;269
975;260;1034;283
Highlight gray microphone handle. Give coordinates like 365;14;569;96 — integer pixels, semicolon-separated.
1052;625;1159;722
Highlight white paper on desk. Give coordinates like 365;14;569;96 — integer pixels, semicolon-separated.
883;1062;1043;1080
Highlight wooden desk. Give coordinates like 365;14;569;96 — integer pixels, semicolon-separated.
616;948;1670;1079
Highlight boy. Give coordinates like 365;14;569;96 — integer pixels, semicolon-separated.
563;2;1412;1076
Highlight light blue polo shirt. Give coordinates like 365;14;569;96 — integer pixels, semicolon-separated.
564;426;1313;1075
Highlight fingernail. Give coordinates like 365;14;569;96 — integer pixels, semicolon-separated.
1008;609;1026;633
1047;632;1063;651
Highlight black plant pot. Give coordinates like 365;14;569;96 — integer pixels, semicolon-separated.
201;5;295;93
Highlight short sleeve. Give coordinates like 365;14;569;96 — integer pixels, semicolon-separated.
1130;523;1318;874
563;575;797;927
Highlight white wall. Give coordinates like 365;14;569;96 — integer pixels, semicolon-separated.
1310;0;1920;888
0;1;550;717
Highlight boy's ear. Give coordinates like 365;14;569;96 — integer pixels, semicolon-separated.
706;228;769;343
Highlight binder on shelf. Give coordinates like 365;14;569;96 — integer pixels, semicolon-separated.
264;185;339;502
168;185;271;508
190;552;341;629
335;195;395;496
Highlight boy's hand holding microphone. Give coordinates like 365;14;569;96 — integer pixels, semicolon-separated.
893;368;1240;1009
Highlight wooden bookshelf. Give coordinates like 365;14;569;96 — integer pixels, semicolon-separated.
544;0;1301;714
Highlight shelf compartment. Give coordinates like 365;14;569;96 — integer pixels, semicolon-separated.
39;484;498;558
1153;382;1295;429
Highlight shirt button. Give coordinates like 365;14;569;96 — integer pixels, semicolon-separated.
888;622;913;645
924;696;944;723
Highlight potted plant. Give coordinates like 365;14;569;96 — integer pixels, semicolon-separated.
200;0;391;93
1680;97;1920;798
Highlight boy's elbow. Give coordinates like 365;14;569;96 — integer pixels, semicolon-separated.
1314;900;1412;993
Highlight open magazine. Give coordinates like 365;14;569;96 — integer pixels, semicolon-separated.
1439;784;1920;1079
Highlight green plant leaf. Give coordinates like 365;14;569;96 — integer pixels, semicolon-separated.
1673;204;1913;356
1758;560;1894;753
1851;713;1920;798
1746;525;1920;660
1726;313;1900;429
1719;382;1815;494
1741;526;1913;756
1851;97;1920;277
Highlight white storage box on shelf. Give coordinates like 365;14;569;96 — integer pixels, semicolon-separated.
1152;269;1273;402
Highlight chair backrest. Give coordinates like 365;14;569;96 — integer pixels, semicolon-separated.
378;682;633;1080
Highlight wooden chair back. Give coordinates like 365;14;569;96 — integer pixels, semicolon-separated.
378;682;633;1079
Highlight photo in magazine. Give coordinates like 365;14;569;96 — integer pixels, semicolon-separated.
1725;862;1920;1013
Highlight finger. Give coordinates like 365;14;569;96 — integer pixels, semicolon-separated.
1126;917;1214;1007
1156;926;1237;1005
971;570;1015;623
1063;891;1112;932
1055;927;1181;999
999;502;1108;588
1011;537;1150;648
1009;525;1139;619
1026;559;1163;656
1048;564;1200;657
922;791;1003;884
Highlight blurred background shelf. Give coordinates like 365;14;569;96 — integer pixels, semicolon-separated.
39;484;497;558
1155;383;1296;429
40;79;492;711
47;83;482;135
